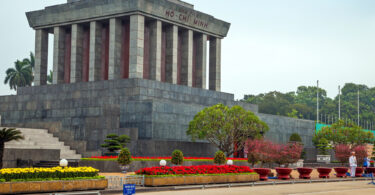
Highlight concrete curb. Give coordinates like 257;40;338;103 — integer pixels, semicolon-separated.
100;177;372;194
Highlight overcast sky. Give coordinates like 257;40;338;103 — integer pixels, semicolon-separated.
1;0;374;99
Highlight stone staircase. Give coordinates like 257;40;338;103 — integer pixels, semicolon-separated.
4;128;82;159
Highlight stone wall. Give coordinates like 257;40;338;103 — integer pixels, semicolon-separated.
3;148;60;168
258;113;315;148
0;78;318;158
0;79;256;157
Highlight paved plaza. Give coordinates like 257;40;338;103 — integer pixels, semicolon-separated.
132;181;375;195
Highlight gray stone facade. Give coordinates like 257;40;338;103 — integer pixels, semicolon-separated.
0;79;315;157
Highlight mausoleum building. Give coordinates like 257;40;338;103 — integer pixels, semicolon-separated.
0;0;315;160
27;0;229;91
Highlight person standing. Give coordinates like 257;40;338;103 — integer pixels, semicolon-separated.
349;151;357;177
363;156;370;174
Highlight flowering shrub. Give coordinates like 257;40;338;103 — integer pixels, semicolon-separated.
214;151;227;165
246;139;303;167
0;167;98;182
334;144;351;164
135;165;253;176
353;145;368;165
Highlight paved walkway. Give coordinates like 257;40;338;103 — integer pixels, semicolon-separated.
127;181;375;195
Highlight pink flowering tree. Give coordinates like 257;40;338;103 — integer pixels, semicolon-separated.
334;144;351;165
247;139;303;167
353;145;368;165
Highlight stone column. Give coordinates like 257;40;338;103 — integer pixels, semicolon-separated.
108;18;123;80
195;34;207;89
89;21;102;82
209;37;221;91
53;27;66;84
180;29;193;87
70;24;84;83
165;25;178;84
129;15;145;78
149;20;162;81
34;29;49;86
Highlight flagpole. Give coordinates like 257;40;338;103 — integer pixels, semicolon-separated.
338;85;341;120
357;90;360;126
317;80;319;123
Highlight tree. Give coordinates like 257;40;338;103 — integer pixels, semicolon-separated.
101;134;131;153
353;145;368;165
315;138;332;155
117;148;132;166
246;139;276;167
334;144;351;165
242;83;375;124
187;104;269;156
4;60;33;90
171;150;184;165
214;151;227;165
289;133;302;142
313;120;374;146
0;128;24;168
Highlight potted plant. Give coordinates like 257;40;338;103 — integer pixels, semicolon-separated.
247;139;273;181
274;143;302;180
297;168;313;179
353;145;368;177
317;167;332;178
101;134;131;156
316;138;332;163
118;148;132;173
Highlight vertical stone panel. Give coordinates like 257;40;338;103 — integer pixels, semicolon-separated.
64;30;71;83
89;21;102;82
82;28;90;82
180;29;193;87
122;21;130;78
53;27;66;84
194;34;207;89
143;23;150;79
101;24;109;80
161;28;166;82
209;37;221;91
34;29;49;86
149;20;162;81
108;18;123;80
70;24;84;83
165;25;178;84
129;15;145;78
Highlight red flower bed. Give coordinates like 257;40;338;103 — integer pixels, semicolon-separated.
135;165;253;176
88;156;247;161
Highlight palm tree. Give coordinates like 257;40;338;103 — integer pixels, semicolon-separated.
4;60;33;90
22;52;35;69
0;128;24;168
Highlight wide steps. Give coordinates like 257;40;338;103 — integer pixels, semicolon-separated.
4;128;82;160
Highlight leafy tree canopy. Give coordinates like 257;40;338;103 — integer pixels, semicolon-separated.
243;83;375;127
312;120;374;146
187;104;269;156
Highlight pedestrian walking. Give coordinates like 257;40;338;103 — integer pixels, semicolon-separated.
349;151;357;177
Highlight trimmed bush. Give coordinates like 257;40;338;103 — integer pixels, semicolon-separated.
289;133;302;142
171;150;184;165
118;148;132;166
214;151;227;165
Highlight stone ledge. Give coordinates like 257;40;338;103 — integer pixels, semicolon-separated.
0;179;107;194
144;174;259;187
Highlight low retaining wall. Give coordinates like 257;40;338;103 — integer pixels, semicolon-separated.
80;161;249;172
0;179;107;194
144;174;259;186
3;148;60;168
